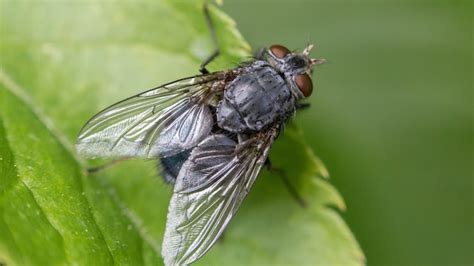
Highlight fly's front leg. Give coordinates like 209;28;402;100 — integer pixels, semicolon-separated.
200;2;220;74
254;47;266;60
265;158;307;208
296;102;311;110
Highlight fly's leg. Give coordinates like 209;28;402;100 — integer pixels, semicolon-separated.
265;159;307;208
218;231;226;244
296;102;311;110
200;3;220;74
255;47;266;60
86;157;134;174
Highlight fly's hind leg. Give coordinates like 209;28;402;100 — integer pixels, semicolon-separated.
265;158;307;208
199;3;221;74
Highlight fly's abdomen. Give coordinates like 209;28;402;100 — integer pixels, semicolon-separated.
217;62;294;133
159;150;191;184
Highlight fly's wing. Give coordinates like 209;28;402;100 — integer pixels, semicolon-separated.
76;73;226;158
161;128;278;265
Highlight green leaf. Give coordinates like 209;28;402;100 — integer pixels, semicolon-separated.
0;81;161;265
0;1;364;265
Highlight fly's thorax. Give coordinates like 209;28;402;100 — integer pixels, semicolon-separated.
216;61;296;133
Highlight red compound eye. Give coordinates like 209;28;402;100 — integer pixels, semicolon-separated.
295;73;313;97
269;44;290;59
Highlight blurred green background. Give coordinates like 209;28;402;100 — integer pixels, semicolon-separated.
224;0;472;265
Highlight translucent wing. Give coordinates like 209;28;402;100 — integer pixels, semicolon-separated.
76;73;226;158
161;128;278;265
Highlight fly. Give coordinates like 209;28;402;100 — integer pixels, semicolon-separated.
76;3;325;265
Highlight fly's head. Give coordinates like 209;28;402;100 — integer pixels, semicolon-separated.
266;44;326;99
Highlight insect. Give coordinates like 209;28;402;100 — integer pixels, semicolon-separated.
76;4;325;265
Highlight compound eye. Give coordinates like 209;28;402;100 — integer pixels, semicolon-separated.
269;44;290;59
295;73;313;97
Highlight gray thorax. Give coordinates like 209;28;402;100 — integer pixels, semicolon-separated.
216;61;296;133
